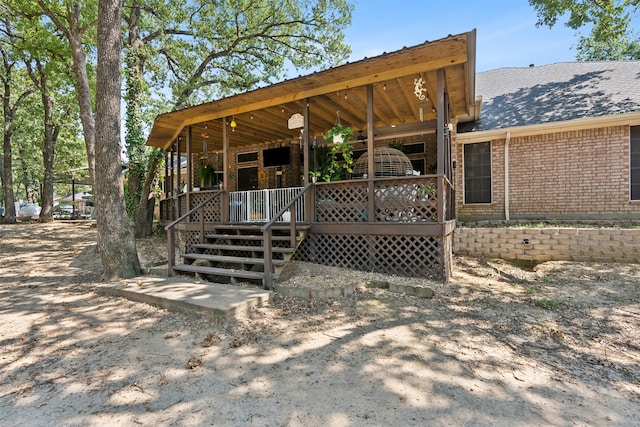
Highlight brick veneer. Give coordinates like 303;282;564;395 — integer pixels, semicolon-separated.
454;227;640;263
455;126;640;221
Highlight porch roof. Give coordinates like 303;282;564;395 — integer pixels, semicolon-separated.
146;30;477;152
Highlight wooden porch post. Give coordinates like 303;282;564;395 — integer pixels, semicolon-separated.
366;84;375;220
436;69;445;223
170;141;176;219
164;151;169;197
303;98;310;184
186;126;192;213
176;136;182;218
222;117;230;222
303;98;312;222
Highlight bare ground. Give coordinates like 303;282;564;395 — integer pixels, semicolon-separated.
0;222;638;426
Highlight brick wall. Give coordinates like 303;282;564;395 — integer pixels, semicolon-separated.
223;133;438;191
224;142;303;191
456;126;640;221
454;227;640;263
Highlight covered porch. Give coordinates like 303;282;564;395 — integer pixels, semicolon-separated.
147;31;477;288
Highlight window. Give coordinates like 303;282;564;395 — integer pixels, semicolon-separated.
632;126;640;200
237;151;258;163
404;142;425;154
464;142;492;204
237;166;258;191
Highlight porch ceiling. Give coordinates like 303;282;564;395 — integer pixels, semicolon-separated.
147;30;476;153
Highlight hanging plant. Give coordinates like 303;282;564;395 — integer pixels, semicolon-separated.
314;112;355;181
317;129;354;182
323;123;353;144
198;163;216;187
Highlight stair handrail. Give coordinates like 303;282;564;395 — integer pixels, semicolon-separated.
165;191;224;274
260;183;314;290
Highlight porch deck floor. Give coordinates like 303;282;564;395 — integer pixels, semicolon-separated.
96;276;272;323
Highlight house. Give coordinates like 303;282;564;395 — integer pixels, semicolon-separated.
456;61;640;222
146;29;640;288
147;31;477;287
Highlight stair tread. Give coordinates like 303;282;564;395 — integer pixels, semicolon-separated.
205;233;292;241
192;243;295;253
183;253;286;265
173;264;267;279
214;223;311;231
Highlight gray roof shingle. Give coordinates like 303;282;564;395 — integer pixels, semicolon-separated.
459;61;640;133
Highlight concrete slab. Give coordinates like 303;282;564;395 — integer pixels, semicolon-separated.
96;276;272;323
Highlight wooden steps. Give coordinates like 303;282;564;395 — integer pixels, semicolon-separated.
171;223;309;287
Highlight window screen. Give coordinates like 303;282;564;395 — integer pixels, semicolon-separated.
464;142;492;204
631;126;640;200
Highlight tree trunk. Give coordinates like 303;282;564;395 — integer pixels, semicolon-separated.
40;88;56;223
124;4;156;237
67;23;96;186
2;126;16;224
94;0;140;279
134;148;162;237
2;59;16;224
26;59;57;223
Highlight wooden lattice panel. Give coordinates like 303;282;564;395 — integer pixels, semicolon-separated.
315;177;439;223
175;230;201;262
315;182;369;222
295;233;446;280
159;199;173;221
179;195;188;217
374;178;437;222
189;192;223;223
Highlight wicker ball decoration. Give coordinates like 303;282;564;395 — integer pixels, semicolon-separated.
352;147;414;178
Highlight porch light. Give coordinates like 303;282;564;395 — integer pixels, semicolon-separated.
230;117;237;131
201;122;209;139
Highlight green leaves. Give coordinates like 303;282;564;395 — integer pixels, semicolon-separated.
529;0;640;60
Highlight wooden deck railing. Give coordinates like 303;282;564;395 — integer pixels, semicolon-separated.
164;191;224;275
229;187;305;223
313;174;453;223
260;183;313;290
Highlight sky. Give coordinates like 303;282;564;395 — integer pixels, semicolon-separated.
343;0;578;72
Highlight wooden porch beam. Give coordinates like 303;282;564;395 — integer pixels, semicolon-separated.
180;53;468;128
310;222;451;237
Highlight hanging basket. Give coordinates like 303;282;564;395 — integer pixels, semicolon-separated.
324;123;353;144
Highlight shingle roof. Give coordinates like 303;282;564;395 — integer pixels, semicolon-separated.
459;61;640;133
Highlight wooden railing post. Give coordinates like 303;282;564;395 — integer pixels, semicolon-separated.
290;202;297;248
263;228;273;290
437;175;445;223
167;227;175;276
199;212;205;243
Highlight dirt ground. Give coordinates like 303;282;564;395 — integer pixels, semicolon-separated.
0;222;639;426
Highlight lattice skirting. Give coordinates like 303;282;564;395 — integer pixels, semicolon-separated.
294;233;452;281
174;229;201;262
